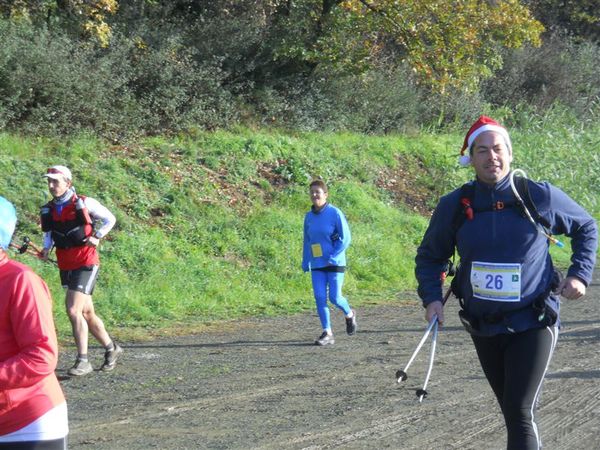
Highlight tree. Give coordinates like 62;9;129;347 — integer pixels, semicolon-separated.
0;0;118;46
213;0;544;96
524;0;599;42
335;0;544;94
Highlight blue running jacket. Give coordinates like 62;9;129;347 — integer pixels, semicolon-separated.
415;174;597;335
302;204;351;271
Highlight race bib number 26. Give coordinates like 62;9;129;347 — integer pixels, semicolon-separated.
470;261;521;302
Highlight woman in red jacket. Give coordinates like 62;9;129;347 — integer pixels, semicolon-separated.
0;196;68;449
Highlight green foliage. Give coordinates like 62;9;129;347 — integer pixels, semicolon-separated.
527;0;600;42
483;31;600;117
341;0;544;94
509;106;600;216
1;2;599;136
0;20;235;137
0;0;118;46
0;1;597;341
252;66;428;133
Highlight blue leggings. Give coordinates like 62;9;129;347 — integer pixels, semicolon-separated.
311;270;351;331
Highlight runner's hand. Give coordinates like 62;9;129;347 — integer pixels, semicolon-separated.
41;248;50;261
87;236;100;247
557;276;586;300
426;301;444;326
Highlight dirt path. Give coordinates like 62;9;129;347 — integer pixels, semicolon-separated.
59;272;600;449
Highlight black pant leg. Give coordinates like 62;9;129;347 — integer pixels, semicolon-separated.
472;326;558;450
0;437;67;450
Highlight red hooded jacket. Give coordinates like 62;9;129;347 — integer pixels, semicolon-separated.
0;253;65;435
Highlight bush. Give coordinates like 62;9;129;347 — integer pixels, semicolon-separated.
108;33;237;136
0;20;237;137
1;13;599;137
482;32;600;118
244;65;430;134
0;21;117;134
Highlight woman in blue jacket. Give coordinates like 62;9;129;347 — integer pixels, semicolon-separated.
415;116;597;450
302;180;357;345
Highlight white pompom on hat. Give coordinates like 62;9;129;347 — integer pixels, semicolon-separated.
459;116;512;166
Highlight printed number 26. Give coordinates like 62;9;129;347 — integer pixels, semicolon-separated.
486;274;503;290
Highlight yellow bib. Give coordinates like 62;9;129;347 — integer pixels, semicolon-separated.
311;244;323;258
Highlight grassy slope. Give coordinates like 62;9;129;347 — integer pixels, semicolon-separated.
1;124;598;341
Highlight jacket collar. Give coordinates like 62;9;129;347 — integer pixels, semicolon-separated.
311;202;329;214
475;173;511;192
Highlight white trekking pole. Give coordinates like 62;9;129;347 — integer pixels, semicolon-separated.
416;320;438;402
396;315;438;383
395;286;451;401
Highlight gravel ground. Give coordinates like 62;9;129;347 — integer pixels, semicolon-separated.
59;272;599;449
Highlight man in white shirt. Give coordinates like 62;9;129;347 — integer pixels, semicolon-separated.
40;165;122;376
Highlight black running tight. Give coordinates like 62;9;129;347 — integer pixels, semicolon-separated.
471;326;558;450
0;438;67;449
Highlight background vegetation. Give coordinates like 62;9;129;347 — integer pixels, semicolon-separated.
0;1;598;340
0;1;598;137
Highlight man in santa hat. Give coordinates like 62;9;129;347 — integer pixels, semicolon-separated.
414;116;597;449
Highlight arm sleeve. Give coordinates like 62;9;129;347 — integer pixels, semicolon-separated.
0;270;58;390
415;194;459;305
85;197;116;238
43;232;53;250
329;209;351;261
302;215;311;271
545;185;598;285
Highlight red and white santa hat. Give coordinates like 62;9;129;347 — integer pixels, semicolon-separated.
459;116;512;166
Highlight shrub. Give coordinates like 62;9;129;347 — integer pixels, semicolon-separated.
0;20;237;137
482;31;600;118
0;21;116;134
244;65;429;134
110;33;237;136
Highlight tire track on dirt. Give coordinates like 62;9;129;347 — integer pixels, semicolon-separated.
285;395;484;449
539;379;600;449
293;321;600;450
73;335;483;448
541;321;600;450
275;393;499;450
72;375;320;430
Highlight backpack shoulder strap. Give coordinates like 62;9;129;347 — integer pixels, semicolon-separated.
451;182;476;237
513;176;551;229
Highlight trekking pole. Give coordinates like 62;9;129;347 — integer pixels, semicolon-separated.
12;236;57;266
22;236;44;255
396;314;439;383
416;320;438;403
9;241;40;258
395;285;452;392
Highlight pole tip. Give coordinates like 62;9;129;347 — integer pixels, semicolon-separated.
396;370;407;382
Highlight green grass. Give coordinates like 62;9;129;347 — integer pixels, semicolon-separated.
1;121;598;341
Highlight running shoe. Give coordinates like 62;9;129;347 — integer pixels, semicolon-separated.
346;310;357;335
315;332;335;346
101;344;123;371
68;359;93;376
